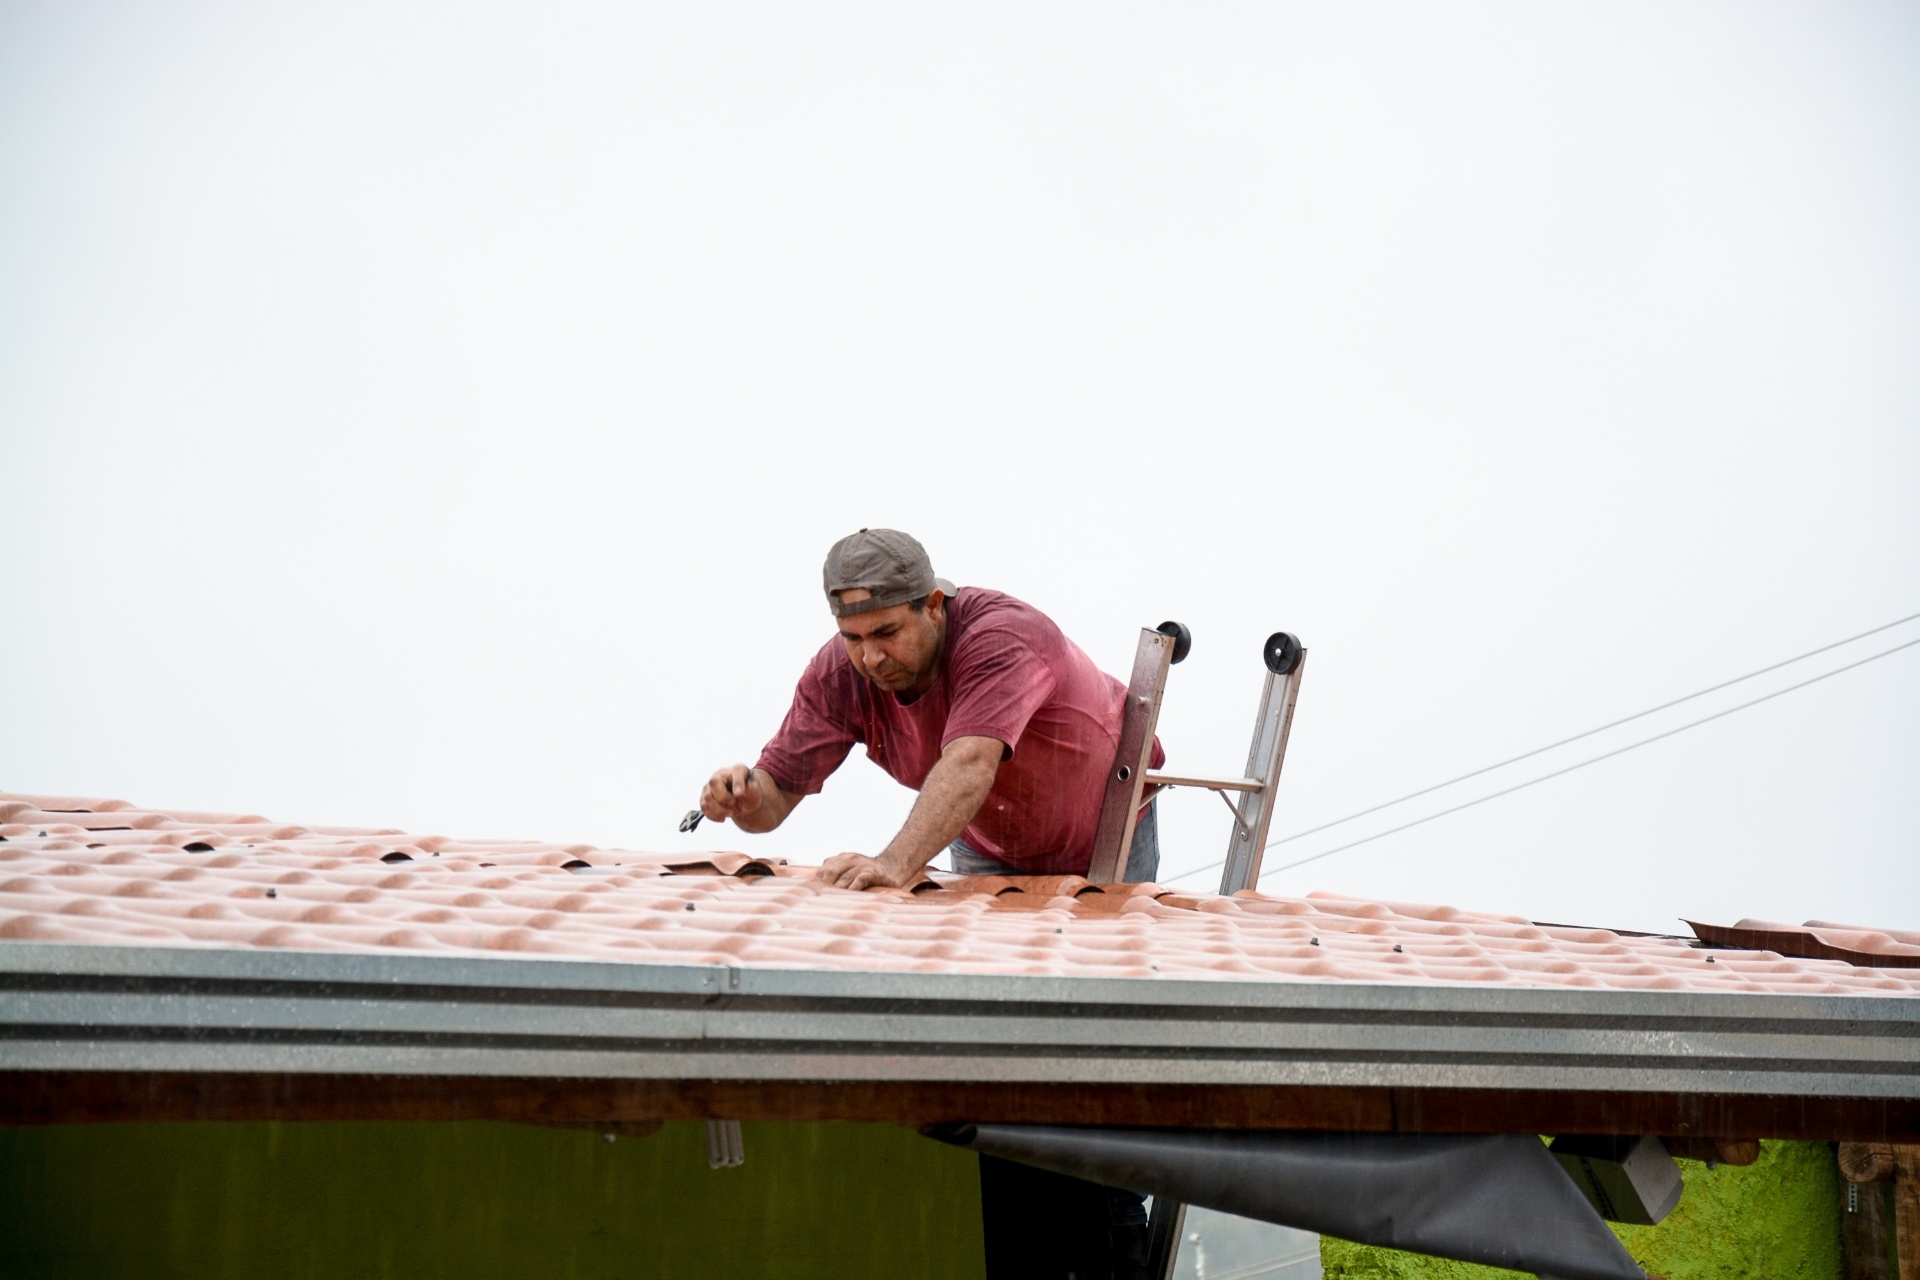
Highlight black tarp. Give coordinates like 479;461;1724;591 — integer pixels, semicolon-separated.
930;1126;1646;1280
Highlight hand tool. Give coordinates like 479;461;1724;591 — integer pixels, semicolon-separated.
680;769;754;833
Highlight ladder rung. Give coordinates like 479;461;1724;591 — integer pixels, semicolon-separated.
1143;771;1265;793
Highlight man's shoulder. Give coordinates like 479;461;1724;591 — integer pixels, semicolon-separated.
943;588;1118;723
799;632;856;678
949;587;1062;637
786;635;889;734
947;587;1074;661
793;634;866;702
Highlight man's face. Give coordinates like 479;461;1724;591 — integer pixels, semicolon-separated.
835;589;946;695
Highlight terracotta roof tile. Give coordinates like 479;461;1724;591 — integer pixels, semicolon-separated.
3;792;1917;995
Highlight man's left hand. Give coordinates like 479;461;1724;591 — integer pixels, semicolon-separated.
812;737;1004;891
815;852;914;891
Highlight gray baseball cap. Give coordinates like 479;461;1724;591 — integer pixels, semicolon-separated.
822;528;957;617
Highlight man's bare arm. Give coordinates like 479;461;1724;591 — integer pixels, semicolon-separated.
700;764;803;834
815;735;1004;891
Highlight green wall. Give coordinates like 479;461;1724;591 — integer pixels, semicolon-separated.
0;1118;987;1280
1321;1140;1844;1280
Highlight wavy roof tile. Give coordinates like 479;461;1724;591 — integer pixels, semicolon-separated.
3;792;1916;995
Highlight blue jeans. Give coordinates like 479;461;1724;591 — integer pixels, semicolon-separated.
947;799;1161;883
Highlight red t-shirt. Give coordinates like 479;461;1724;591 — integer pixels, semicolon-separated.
755;588;1163;874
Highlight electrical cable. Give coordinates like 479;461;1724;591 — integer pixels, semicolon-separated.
1267;609;1917;854
1161;618;1920;887
1164;610;1919;884
1253;634;1920;880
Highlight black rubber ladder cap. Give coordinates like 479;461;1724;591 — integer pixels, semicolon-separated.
925;1125;1647;1280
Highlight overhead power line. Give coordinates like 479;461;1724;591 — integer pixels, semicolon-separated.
1162;611;1920;887
1270;609;1918;853
1253;635;1920;881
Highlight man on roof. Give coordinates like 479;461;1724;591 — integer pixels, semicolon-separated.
699;528;1164;891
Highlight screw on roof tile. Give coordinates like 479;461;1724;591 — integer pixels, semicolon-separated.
265;888;278;898
685;903;695;911
1393;944;1403;952
1310;938;1320;946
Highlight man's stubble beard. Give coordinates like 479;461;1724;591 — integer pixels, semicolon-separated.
862;617;945;696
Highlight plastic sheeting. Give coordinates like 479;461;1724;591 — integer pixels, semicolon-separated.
930;1126;1645;1280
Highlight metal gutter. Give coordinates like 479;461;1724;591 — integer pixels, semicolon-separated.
1;942;1916;1097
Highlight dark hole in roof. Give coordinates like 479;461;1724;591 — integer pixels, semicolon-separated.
183;842;215;853
561;859;593;872
380;851;414;863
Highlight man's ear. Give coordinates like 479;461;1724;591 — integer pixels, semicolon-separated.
925;588;946;619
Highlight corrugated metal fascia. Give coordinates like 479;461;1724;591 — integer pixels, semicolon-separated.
6;940;1919;1021
2;941;1916;1095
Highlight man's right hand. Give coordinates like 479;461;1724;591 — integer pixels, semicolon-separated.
701;765;762;824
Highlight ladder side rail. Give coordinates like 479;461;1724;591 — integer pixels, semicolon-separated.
1218;650;1306;894
1144;1196;1189;1280
1085;628;1175;884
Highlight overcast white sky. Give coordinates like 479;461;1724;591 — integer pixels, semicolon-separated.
3;1;1915;934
